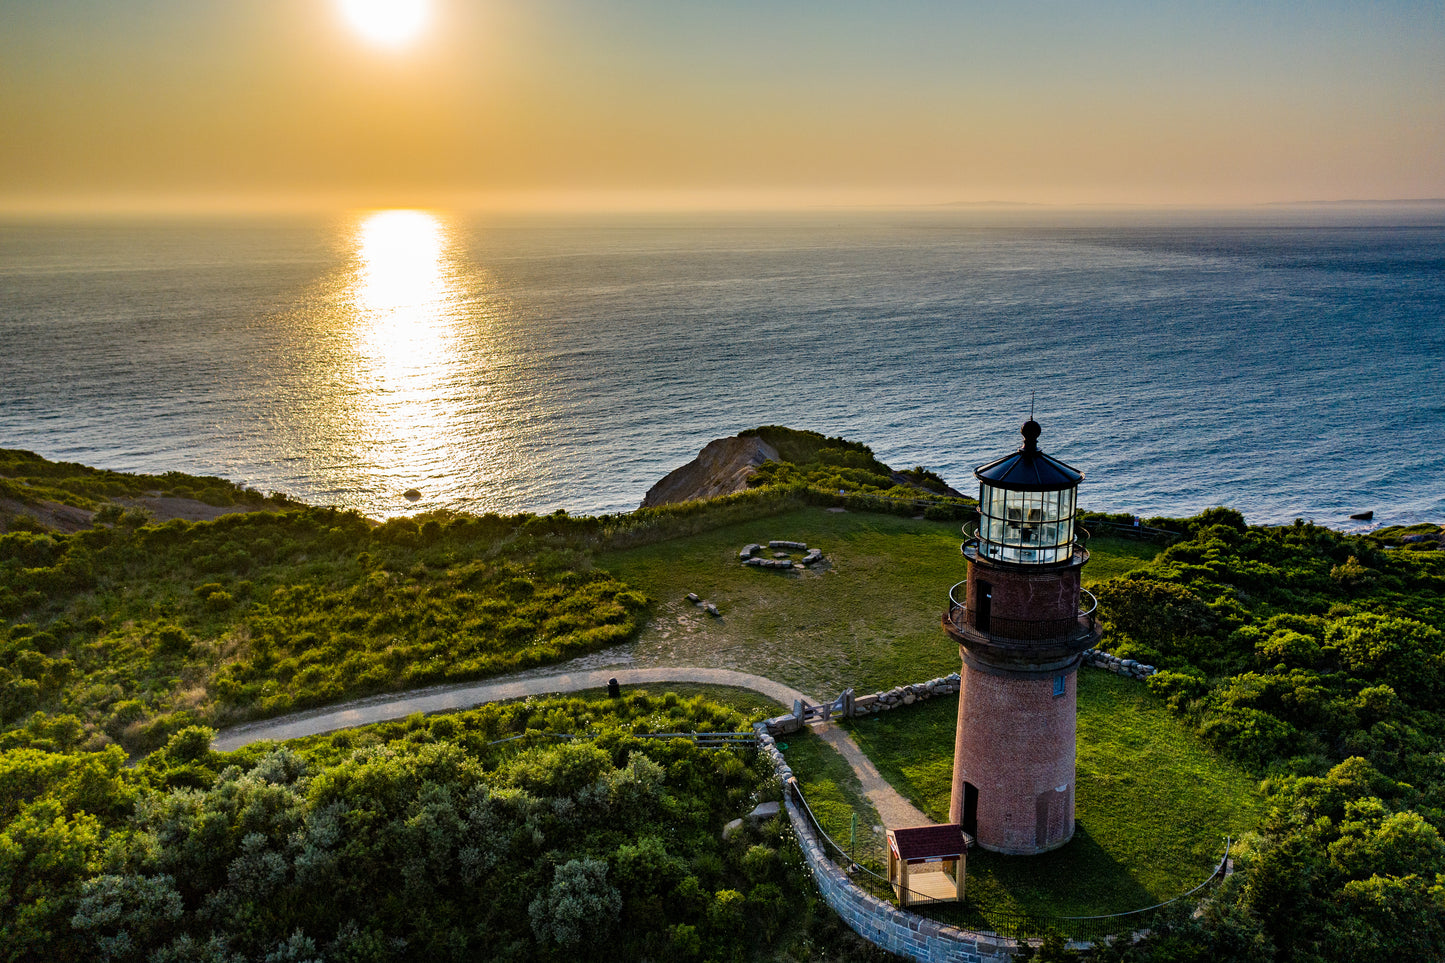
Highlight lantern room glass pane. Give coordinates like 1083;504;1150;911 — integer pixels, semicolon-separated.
976;481;1077;564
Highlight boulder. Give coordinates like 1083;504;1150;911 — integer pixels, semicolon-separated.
746;801;781;823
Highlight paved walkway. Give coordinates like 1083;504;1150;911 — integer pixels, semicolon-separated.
211;664;935;830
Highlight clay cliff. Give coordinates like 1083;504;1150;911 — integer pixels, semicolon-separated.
640;436;780;508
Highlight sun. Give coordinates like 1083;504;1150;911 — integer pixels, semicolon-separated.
337;0;430;49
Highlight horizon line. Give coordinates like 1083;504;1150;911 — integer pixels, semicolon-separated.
4;191;1445;218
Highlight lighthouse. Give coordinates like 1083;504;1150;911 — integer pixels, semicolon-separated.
944;420;1100;855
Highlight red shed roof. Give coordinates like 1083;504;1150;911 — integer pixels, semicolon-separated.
889;824;970;862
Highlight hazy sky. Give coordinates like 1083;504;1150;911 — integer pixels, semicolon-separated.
2;0;1442;211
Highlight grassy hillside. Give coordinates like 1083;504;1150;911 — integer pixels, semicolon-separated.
0;448;293;523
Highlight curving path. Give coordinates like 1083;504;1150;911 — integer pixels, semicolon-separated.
211;665;932;829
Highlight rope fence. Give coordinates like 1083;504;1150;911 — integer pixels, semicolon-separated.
787;777;1232;942
479;729;758;749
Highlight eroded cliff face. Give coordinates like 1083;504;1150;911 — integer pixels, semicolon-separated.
639;436;780;508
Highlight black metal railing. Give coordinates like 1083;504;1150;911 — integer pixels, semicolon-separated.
945;581;1098;644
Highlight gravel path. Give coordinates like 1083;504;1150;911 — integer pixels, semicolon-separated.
211;665;935;829
812;721;933;829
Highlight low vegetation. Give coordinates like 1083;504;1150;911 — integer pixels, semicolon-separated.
778;728;887;868
0;508;648;752
598;508;1160;702
0;449;292;520
0;690;896;962
740;426;973;519
1087;509;1445;961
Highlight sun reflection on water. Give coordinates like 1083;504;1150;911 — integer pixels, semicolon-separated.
269;208;522;518
353;210;450;371
345;209;464;506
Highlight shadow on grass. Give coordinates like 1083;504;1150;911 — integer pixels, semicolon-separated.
945;821;1157;925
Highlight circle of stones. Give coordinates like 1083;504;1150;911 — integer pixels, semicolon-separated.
739;541;824;570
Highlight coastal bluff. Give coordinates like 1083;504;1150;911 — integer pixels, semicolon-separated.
640;435;780;508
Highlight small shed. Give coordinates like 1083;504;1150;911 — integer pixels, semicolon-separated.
886;824;971;906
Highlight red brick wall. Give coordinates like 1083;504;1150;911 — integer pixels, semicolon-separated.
965;560;1081;628
950;660;1077;854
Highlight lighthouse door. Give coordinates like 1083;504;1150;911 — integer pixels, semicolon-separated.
962;782;978;836
975;582;993;633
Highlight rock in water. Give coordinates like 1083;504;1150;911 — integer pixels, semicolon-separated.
640;435;779;508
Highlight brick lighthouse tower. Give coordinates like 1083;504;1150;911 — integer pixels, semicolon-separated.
944;419;1100;855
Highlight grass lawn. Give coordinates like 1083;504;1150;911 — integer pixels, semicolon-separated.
595;508;1162;703
840;670;1265;923
778;728;888;868
1080;535;1163;585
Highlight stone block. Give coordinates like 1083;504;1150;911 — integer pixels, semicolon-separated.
764;713;801;734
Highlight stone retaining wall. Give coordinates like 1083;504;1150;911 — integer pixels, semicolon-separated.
1081;648;1157;680
753;723;1016;963
854;673;961;715
761;659;1155;735
763;674;962;733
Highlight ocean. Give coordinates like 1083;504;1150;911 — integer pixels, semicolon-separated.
2;208;1442;529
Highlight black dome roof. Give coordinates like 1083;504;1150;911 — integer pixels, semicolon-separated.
973;420;1084;492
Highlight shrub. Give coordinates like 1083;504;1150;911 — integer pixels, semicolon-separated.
528;858;621;947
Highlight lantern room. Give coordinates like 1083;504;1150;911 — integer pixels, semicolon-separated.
974;419;1083;565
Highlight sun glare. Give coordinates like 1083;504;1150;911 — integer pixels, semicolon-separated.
355;209;445;315
337;0;430;49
